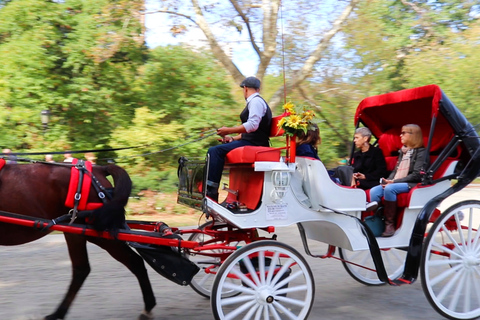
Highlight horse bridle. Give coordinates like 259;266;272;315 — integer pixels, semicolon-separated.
69;160;112;224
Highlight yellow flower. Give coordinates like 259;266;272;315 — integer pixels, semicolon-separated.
303;110;315;121
283;102;295;114
277;102;317;136
286;114;301;129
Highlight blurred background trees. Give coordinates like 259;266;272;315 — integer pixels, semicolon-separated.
0;0;479;195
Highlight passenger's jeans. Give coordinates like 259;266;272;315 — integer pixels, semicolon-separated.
206;140;254;189
369;182;410;202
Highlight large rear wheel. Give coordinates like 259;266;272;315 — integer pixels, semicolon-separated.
211;240;314;320
421;200;480;320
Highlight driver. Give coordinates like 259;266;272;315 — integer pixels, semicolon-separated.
206;76;272;202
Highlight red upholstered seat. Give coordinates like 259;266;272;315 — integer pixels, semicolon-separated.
226;146;281;164
378;130;402;157
223;114;287;210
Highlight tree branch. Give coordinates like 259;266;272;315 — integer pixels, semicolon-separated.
230;0;261;55
297;85;346;143
190;0;244;83
269;0;359;108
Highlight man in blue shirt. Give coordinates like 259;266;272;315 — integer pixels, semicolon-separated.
206;77;272;202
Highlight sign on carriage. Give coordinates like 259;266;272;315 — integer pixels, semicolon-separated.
265;203;288;220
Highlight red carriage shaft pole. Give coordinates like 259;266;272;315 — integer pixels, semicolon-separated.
0;214;198;249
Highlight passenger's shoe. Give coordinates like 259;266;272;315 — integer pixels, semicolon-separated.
365;201;378;212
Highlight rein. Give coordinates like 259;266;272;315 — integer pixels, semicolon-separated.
0;129;218;162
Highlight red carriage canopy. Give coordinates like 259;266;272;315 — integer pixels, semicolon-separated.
354;84;455;157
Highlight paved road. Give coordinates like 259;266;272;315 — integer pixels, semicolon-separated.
0;188;478;320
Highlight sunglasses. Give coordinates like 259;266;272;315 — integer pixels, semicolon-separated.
400;131;412;135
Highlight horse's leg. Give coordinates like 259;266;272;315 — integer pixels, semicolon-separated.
88;237;157;319
44;233;91;320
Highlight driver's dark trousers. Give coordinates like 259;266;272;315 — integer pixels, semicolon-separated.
206;140;254;201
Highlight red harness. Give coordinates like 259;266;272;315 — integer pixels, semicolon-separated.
65;159;103;211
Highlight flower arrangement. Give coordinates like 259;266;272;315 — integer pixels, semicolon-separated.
277;102;317;137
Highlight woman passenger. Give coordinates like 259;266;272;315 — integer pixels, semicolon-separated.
296;123;320;160
351;127;387;190
368;124;426;237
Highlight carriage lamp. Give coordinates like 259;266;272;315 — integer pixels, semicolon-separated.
271;170;291;201
40;109;51;133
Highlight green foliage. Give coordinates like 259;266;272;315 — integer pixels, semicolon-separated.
130;166;179;194
1;0;480;197
111;45;237;173
344;0;479;94
402;22;480;126
0;0;146;151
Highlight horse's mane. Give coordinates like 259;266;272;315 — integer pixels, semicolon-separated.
89;164;132;236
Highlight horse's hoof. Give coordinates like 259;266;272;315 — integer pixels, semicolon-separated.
138;310;154;320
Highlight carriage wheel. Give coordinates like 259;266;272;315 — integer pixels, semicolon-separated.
338;246;407;286
421;200;480;320
211;240;314;320
186;221;243;299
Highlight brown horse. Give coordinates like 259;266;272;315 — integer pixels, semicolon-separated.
0;162;156;320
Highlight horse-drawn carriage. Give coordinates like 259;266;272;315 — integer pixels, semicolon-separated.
1;84;480;320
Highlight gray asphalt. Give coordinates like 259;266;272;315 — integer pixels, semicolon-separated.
3;188;479;319
0;225;445;320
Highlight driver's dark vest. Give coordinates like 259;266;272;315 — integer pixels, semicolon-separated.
240;96;272;147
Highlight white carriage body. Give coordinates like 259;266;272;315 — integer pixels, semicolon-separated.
206;157;458;251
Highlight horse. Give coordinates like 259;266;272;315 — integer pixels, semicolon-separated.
0;161;156;320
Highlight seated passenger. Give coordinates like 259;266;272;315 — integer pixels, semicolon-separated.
296;123;320;160
351;127;387;190
368;124;427;237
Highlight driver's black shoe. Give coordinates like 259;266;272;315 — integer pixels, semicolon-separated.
206;188;219;202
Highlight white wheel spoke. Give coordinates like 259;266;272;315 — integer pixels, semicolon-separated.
253;305;263;320
455;213;467;253
222;281;255;295
271;258;295;284
268;304;282;320
340;247;405;285
446;269;466;311
197;273;212;287
263;304;269;319
427;259;462;267
276;284;308;296
430;240;464;259
242;303;259;320
230;266;257;289
429;263;463;287
467;209;474;251
266;251;280;285
274;294;308;307
272;300;299;320
241;256;261;286
462;271;472;313
273;270;303;291
472;269;480;307
224;299;256;320
221;294;256;307
258;251;266;285
442;225;466;256
384;249;402;266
